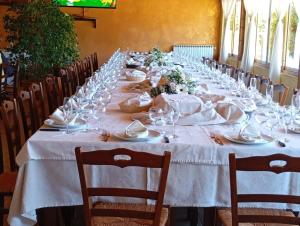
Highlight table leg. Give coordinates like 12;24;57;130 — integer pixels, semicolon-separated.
203;207;216;226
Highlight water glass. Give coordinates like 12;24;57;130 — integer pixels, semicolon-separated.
62;97;73;134
266;84;274;105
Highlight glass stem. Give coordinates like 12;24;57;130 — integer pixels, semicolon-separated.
173;122;176;138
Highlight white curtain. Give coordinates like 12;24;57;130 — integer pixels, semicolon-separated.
269;0;291;83
240;0;260;72
219;0;237;63
293;0;300;68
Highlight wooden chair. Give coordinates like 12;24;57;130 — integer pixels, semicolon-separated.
273;83;289;106
44;75;63;114
75;147;171;226
91;52;99;73
4;62;20;100
0;99;23;226
18;90;37;140
76;61;86;86
29;82;48;128
83;56;92;79
60;68;77;98
66;65;79;94
257;76;270;94
217;153;300;226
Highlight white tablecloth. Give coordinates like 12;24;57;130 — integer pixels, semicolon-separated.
8;78;300;226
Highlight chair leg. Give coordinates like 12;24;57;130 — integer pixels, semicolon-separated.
187;207;199;226
0;196;4;226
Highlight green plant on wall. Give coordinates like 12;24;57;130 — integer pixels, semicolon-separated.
3;0;79;79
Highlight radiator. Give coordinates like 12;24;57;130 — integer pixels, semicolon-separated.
173;45;214;59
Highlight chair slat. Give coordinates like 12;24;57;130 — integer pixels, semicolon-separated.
90;209;155;220
235;154;300;173
239;215;300;225
238;194;300;204
80;148;164;168
87;188;158;200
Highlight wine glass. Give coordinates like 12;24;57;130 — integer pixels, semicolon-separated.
266;84;274;105
168;102;181;138
62;97;73;134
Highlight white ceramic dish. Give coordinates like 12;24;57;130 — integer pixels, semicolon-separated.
288;127;300;134
113;130;161;142
223;134;273;145
44;119;86;129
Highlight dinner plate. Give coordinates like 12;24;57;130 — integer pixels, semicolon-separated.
223;134;273;145
131;112;151;124
113;130;161;142
44;119;86;129
288;127;300;134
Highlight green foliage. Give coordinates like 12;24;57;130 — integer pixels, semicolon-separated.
268;10;279;61
288;3;299;57
150;69;197;97
144;47;166;67
3;0;79;79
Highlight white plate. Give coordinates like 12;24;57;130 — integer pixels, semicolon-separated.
113;130;161;142
44;119;86;129
223;134;273;145
288;127;300;134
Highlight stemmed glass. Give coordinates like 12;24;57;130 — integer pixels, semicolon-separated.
266;84;274;105
62;97;73;134
168;101;181;138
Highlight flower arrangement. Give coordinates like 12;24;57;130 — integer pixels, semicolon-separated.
150;69;197;97
144;48;166;67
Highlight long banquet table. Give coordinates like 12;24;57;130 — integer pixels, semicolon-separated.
8;70;300;226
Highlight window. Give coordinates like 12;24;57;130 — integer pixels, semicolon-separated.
285;2;299;69
254;0;271;62
229;0;241;56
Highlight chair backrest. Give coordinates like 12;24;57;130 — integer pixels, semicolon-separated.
29;82;47;128
18;90;37;140
75;148;171;226
0;99;23;171
59;68;73;98
83;56;92;79
91;52;98;72
273;83;289;106
76;61;86;86
229;153;300;226
45;75;63;113
13;62;20;99
0;63;5;101
66;65;79;94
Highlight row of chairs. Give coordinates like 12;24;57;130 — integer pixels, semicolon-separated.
202;57;290;106
75;147;300;226
59;52;98;97
0;53;98;226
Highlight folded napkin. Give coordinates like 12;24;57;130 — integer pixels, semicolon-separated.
198;94;225;103
239;123;261;142
123;80;152;93
49;108;78;126
232;98;257;112
119;92;153;113
215;102;245;124
153;93;203;116
125;69;146;82
177;101;226;126
126;58;140;66
125;120;148;138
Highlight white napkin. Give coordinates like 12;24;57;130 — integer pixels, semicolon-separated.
195;83;209;94
198;94;225;103
153;93;203;116
125;120;148;138
239;123;261;142
125;69;146;81
215;102;245;124
119;93;152;113
232;98;257;112
49;109;78;126
177;101;226;126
